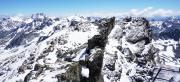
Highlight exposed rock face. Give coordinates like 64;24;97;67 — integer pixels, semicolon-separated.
56;62;81;82
87;35;106;52
98;17;115;37
18;54;35;73
123;17;151;44
24;64;45;82
87;48;104;82
102;17;159;82
120;17;154;61
124;18;156;81
18;64;27;73
85;17;115;82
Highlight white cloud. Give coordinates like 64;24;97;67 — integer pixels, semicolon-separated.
80;7;180;17
129;7;175;17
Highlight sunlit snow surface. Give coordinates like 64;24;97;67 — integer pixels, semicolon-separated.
81;66;89;78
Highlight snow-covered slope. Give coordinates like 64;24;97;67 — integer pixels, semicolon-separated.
0;14;180;82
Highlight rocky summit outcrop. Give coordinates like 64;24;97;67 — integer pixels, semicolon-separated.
102;17;159;82
123;17;151;44
120;17;154;63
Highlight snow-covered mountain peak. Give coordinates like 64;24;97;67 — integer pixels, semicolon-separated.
31;13;47;20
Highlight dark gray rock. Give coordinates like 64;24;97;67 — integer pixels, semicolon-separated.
122;48;134;62
31;64;44;78
122;17;152;44
125;28;151;44
58;38;68;45
24;71;33;82
87;35;106;50
0;72;4;76
123;17;132;22
42;45;54;54
98;17;115;38
87;49;104;82
18;64;27;73
70;20;79;26
104;62;115;71
56;62;81;82
87;17;115;51
34;64;44;71
37;36;49;43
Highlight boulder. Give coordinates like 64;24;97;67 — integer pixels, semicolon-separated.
56;62;81;82
34;64;44;71
122;17;152;44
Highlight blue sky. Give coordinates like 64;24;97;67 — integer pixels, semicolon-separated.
0;0;180;16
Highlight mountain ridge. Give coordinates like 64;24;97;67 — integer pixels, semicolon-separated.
0;14;180;82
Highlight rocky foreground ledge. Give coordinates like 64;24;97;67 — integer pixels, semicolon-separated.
0;15;180;82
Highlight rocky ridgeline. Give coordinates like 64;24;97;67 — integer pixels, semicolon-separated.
56;17;115;82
